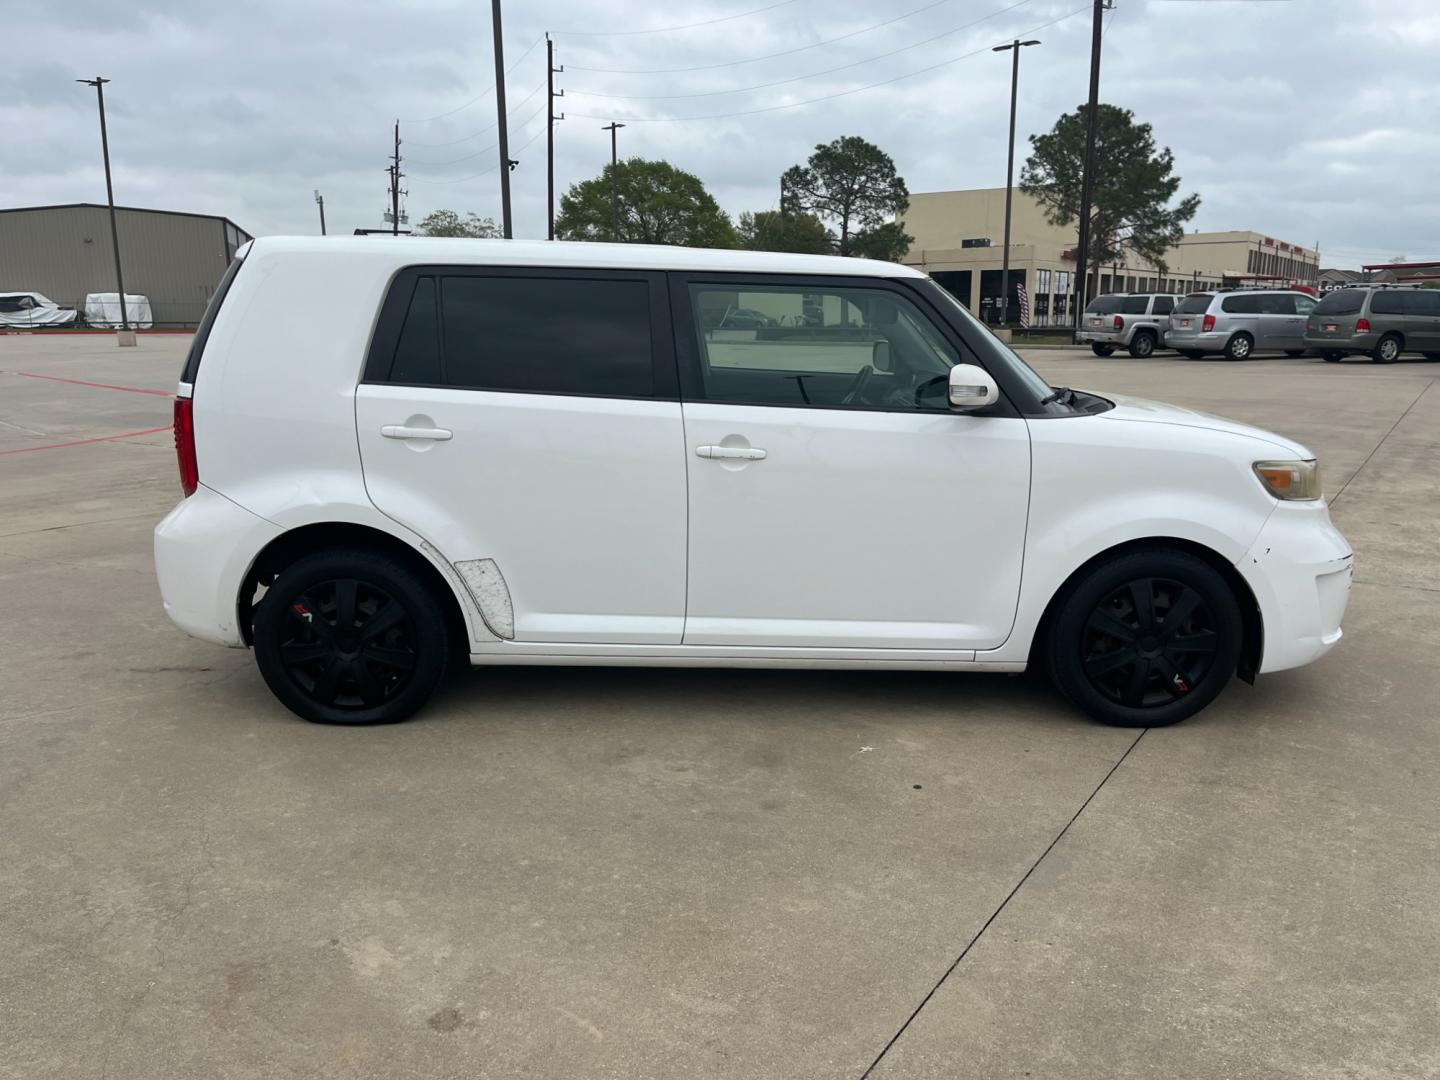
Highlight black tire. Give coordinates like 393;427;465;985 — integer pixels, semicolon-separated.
1425;352;1440;361
1179;349;1205;359
1372;334;1402;363
1091;343;1115;357
1322;351;1344;363
1284;349;1306;357
1046;548;1243;728
1224;333;1254;361
253;547;450;725
1128;331;1157;358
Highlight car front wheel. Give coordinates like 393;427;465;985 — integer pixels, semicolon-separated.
252;547;450;724
1047;549;1243;727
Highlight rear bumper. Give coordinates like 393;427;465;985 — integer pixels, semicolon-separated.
1163;330;1227;350
1237;503;1353;674
1303;332;1377;353
1077;329;1126;345
154;484;281;647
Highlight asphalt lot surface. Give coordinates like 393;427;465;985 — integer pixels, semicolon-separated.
2;334;1437;1079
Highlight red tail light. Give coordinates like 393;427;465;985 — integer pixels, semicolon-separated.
1202;313;1216;333
1113;315;1124;330
1355;317;1370;332
174;397;198;497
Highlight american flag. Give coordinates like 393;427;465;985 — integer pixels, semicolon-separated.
1015;283;1032;328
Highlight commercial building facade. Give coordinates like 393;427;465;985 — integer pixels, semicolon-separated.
901;188;1319;326
0;203;251;328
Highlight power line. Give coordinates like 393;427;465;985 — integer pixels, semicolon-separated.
567;0;1040;101
557;0;803;37
409;109;549;184
405;34;544;125
565;3;1090;123
408;82;548;161
565;0;996;74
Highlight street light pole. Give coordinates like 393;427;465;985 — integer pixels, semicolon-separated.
77;76;131;340
314;189;326;235
602;121;625;241
992;38;1040;328
1072;0;1109;338
490;0;513;238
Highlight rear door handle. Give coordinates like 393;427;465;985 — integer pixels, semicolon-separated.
382;424;452;441
696;445;766;460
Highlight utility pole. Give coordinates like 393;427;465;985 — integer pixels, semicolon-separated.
77;76;132;342
993;38;1040;327
547;33;564;240
1072;0;1110;338
491;0;513;238
388;120;406;235
314;189;326;235
602;121;625;241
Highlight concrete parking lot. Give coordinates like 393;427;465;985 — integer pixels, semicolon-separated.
2;333;1437;1079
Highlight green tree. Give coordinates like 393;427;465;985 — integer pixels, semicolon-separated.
556;158;735;247
416;209;502;238
780;136;912;259
1020;103;1200;278
735;209;834;254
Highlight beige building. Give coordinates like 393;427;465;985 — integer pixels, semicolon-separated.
901;188;1319;326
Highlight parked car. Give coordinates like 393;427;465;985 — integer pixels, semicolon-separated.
1165;289;1319;360
1304;287;1440;363
155;238;1352;729
0;291;78;328
1077;293;1181;358
84;292;154;329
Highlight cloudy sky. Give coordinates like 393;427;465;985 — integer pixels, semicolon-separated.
4;0;1437;268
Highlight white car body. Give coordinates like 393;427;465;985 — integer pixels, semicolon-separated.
155;238;1352;724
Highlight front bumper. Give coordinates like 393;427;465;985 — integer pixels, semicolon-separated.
1237;502;1353;674
154;484;282;647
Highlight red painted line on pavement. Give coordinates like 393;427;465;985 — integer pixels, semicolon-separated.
2;370;174;396
0;426;171;456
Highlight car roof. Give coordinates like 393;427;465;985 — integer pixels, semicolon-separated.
244;236;928;279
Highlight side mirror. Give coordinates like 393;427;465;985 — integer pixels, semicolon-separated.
948;364;1000;412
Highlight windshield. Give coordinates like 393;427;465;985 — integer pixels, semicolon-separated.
1084;295;1124;314
1177;294;1212;314
924;280;1054;400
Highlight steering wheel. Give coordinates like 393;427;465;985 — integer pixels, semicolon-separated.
913;373;948;408
840;364;874;406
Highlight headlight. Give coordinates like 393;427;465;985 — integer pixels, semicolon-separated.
1253;459;1321;501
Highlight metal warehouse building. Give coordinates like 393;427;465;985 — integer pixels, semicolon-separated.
0;203;251;328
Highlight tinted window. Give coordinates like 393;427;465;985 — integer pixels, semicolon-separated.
1177;294;1212;314
1119;296;1148;314
1222;294;1261;314
440;276;653;397
1084;295;1124;314
390;277;441;384
1370;291;1406;315
181;255;245;383
1152;296;1174;315
687;283;959;410
1256;294;1296;315
1411;290;1440;316
1314;289;1364;316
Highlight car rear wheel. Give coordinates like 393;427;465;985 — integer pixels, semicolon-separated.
253;547;450;725
1224;333;1254;361
1091;343;1115;357
1373;334;1402;363
1284;349;1306;357
1128;331;1157;358
1322;351;1344;363
1047;549;1243;728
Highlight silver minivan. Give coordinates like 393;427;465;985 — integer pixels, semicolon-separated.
1165;290;1320;360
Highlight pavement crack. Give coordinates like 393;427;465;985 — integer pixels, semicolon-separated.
1330;378;1435;506
858;729;1148;1079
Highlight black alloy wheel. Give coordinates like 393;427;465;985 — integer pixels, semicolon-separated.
1080;578;1218;710
253;548;450;724
1047;549;1243;727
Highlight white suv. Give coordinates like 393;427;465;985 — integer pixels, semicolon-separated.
155;238;1353;728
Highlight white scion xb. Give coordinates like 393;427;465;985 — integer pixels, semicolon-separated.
155;238;1352;727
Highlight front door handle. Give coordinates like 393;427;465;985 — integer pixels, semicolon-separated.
696;445;766;460
382;424;452;441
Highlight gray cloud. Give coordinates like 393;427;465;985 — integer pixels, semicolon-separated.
4;0;1436;268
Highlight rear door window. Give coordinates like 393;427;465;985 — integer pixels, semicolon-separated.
1119;296;1148;314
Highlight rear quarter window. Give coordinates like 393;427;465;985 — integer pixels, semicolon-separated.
1119;296;1148;314
1370;291;1406;315
181;256;245;384
1084;296;1123;314
1221;295;1261;314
